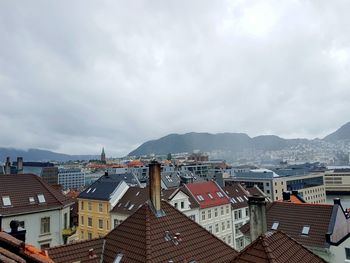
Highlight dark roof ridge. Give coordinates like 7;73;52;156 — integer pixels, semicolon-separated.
260;234;278;263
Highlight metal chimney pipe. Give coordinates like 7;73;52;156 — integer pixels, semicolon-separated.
149;161;161;212
248;195;267;241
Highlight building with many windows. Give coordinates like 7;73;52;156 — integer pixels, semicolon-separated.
0;174;73;249
58;168;85;190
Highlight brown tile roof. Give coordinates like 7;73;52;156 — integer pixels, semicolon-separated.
103;201;237;262
241;202;335;249
0;174;73;216
231;231;326;263
223;184;249;209
48;238;104;263
266;202;334;248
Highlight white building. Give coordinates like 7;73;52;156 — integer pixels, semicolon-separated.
0;174;73;249
58;167;85;190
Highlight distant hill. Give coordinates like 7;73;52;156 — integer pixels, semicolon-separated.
323;122;350;142
0;148;98;162
129;122;349;156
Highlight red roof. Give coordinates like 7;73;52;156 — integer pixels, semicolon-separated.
185;181;230;209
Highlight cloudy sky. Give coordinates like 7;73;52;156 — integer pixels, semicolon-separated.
1;0;350;156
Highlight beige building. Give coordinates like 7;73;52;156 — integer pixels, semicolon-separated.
324;167;350;194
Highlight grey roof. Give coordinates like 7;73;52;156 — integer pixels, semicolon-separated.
79;173;139;201
161;170;203;189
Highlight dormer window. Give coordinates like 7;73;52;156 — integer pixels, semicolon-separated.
271;222;279;230
217;192;224;198
2;196;11;206
208;193;213;199
197;195;204;201
302;225;310;235
37;194;46;203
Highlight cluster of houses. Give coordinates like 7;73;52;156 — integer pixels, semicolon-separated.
1;161;350;262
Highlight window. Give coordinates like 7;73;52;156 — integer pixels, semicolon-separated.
208;225;213;233
181;201;185;209
197;195;204;201
226;205;229;214
271;222;279;230
81;215;84;225
266;182;270;186
99;203;103;212
174;202;178;208
114;219;118;228
98;219;103;229
208;209;212;219
201;211;205;221
222;222;225;231
64;213;68;229
88;217;93;227
215;223;219;233
228;235;232;244
189;215;196;221
234;210;242;220
88;202;92;211
2;196;11;206
217;192;224;198
208;193;213;199
266;190;270;194
214;208;218;217
81;201;84;210
235;223;243;235
88;232;92;240
302;225;310;235
29;197;35;204
227;220;230;229
40;217;50;234
40;243;50;249
345;247;350;260
37;194;46;203
221;207;224;216
245;208;249;217
114;253;123;263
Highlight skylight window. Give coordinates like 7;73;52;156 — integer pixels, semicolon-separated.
91;188;96;193
271;222;279;230
2;196;11;206
128;204;135;210
37;194;46;203
113;253;123;263
217;192;224;198
197;195;204;201
29;197;35;204
208;193;213;199
302;225;310;235
86;188;91;193
136;191;140;196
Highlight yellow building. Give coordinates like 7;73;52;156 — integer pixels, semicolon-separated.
77;173;131;240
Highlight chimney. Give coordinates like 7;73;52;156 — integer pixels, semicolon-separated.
248;195;267;241
8;220;26;242
149;161;163;216
17;157;23;173
4;157;11;175
334;198;341;205
282;192;290;202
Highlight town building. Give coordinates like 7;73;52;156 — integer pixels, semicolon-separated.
227;168;326;203
185;181;234;246
241;198;350;262
324;166;350;194
48;161;238;263
77;173;132;240
58;167;85;190
0;174;73;249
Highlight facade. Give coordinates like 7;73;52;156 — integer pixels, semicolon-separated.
77;173;131;240
0;174;73;249
324;166;350;194
58;167;85;190
228;168;326;203
185;181;234;246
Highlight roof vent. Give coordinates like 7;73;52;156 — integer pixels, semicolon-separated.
271;222;279;230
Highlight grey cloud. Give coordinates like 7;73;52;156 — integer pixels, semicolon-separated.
1;0;350;156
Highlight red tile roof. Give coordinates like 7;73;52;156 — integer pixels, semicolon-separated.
185;181;230;209
231;231;326;263
0;174;73;216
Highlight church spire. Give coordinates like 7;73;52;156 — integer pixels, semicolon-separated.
101;147;106;163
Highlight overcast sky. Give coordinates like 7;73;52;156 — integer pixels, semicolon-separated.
1;0;350;156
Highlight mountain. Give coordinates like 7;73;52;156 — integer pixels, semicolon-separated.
128;133;299;156
129;122;350;157
323;122;350;142
0;148;98;162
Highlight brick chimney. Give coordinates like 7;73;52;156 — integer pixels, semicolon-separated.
248;195;267;241
149;161;164;217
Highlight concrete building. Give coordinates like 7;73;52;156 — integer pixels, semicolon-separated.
58;167;85;190
0;174;73;249
324;166;350;194
227;168;326;203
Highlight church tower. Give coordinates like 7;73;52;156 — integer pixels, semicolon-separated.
101;147;106;163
